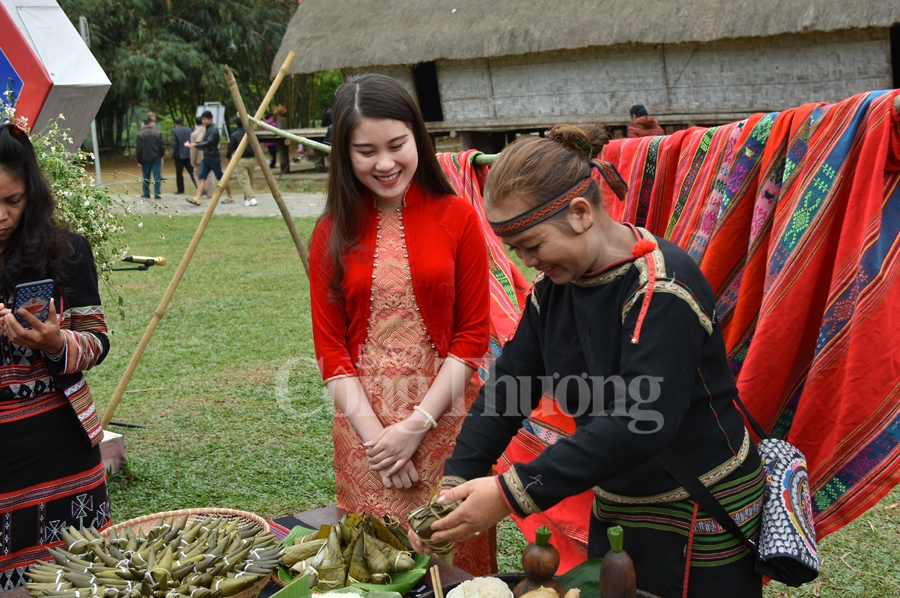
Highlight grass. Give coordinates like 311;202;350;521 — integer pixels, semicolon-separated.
94;214;330;520
92;215;900;595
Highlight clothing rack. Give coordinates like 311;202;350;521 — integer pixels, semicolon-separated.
252;94;900;166
248;116;498;165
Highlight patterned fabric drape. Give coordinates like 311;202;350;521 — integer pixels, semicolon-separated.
440;91;900;566
606;90;900;539
436;151;530;380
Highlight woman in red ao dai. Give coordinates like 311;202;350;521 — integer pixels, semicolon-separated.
308;74;493;575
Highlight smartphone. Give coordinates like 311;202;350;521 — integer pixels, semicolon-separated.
12;279;54;329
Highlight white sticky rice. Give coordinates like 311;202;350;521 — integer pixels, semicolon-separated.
446;576;514;598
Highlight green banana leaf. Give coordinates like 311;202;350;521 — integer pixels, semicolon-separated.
348;552;430;595
273;543;430;596
271;573;312;598
557;557;602;595
277;565;297;586
279;525;319;547
330;590;402;598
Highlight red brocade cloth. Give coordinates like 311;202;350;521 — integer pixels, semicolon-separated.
606;91;900;541
437;152;531;380
445;91;900;572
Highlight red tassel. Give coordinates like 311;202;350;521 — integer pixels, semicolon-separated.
631;238;656;259
629;237;658;345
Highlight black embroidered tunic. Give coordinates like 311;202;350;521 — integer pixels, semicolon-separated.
444;228;764;597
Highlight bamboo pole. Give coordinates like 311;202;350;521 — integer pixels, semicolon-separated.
101;52;297;428
249;117;499;165
250;117;331;152
224;66;310;277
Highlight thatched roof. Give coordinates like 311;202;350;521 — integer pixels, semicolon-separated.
274;0;900;75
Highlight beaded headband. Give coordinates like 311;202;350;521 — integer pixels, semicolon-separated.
488;176;593;237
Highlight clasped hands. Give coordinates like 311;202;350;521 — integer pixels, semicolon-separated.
364;413;430;490
0;299;64;354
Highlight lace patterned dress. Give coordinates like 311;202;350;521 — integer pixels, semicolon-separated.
332;206;491;575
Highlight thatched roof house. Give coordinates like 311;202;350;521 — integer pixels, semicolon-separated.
276;0;900;147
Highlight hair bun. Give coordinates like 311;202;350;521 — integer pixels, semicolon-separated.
549;124;610;160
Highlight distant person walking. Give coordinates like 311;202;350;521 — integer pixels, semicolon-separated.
190;116;211;199
226;118;258;207
171;117;195;195
187;110;234;206
136;116;164;199
627;104;665;138
263;112;279;169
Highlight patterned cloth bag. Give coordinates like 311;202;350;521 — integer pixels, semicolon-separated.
658;397;819;587
751;436;819;585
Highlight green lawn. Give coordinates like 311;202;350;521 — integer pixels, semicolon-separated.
92;215;900;595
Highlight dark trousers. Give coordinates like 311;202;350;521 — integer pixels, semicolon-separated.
174;155;195;193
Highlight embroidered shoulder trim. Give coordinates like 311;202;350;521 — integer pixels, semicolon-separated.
621;280;713;335
572;262;632;287
633;249;667;285
572;228;660;288
593;428;750;505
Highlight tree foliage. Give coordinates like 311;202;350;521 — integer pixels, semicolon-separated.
59;0;296;153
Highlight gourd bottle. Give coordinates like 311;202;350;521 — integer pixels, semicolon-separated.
599;526;636;598
513;525;565;598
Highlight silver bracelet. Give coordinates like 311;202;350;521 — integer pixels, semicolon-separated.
413;405;438;430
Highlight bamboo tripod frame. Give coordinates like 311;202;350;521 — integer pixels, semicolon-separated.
101;52;301;427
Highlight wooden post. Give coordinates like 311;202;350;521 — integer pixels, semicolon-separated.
100;52;297;428
224;66;310;277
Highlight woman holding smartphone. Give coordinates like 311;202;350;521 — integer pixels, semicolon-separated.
308;74;492;575
0;121;111;588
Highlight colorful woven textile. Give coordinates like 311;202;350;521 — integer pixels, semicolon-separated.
606;90;900;540
440;96;900;565
437;151;530;381
495;400;594;572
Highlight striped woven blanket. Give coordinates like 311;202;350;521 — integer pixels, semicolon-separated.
437;151;530;384
606;90;900;541
440;89;900;570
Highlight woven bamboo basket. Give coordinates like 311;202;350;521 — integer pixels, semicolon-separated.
103;507;271;598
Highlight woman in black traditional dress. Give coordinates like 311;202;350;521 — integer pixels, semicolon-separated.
410;126;764;598
0;121;111;589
